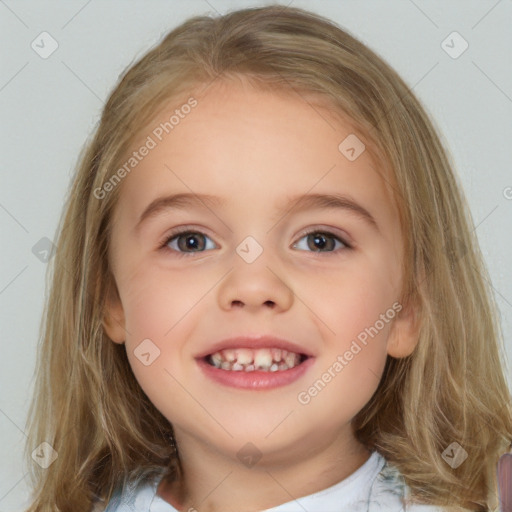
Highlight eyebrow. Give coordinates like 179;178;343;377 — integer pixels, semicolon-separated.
135;192;379;232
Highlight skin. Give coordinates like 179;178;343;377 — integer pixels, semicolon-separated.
103;76;420;512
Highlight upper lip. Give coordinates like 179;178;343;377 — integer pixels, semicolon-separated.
195;335;315;359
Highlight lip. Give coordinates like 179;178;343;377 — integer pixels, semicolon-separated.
196;355;316;390
195;335;315;359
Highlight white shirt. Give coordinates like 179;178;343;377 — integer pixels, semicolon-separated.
99;450;444;511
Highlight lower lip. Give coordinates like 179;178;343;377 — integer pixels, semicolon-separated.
196;357;315;390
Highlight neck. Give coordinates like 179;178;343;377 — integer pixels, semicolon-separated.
157;429;371;512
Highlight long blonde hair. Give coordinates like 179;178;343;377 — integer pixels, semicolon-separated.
24;5;512;511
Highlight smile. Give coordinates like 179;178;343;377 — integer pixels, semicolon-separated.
197;349;314;390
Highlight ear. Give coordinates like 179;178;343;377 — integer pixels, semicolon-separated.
386;299;421;358
103;278;126;345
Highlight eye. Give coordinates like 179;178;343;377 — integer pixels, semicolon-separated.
160;228;217;256
293;229;351;253
159;227;351;257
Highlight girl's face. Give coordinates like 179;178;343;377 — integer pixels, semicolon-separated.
104;78;419;466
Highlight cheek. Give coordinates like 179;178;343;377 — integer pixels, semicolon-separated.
300;261;398;398
302;261;399;340
121;264;207;340
119;267;205;391
298;274;395;423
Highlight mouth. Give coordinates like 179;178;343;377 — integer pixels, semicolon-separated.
204;347;310;372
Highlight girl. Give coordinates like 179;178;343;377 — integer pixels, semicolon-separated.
24;5;512;512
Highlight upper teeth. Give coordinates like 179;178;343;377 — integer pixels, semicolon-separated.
208;348;302;371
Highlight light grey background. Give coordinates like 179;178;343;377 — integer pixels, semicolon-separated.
1;1;511;510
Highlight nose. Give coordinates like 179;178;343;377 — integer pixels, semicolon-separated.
217;254;294;313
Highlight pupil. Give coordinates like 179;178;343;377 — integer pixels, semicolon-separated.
179;233;204;251
309;233;332;251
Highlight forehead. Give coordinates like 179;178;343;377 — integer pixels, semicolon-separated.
112;78;398;232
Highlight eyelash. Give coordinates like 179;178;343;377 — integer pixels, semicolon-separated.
158;226;352;258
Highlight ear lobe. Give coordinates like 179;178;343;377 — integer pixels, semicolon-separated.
103;280;126;344
386;299;421;358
